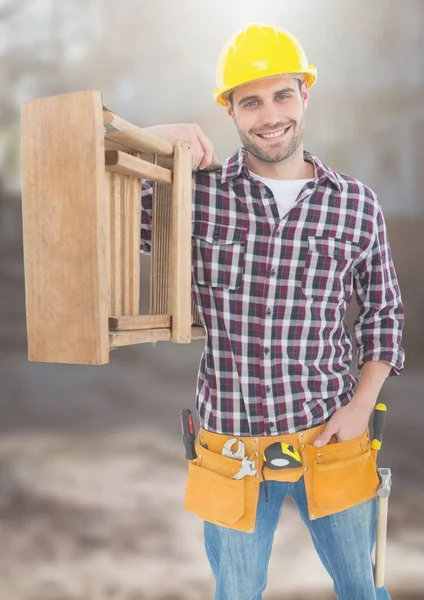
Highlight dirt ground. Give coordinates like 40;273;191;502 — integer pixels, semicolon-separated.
0;245;423;599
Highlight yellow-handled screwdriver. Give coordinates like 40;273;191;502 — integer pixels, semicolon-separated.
371;402;387;454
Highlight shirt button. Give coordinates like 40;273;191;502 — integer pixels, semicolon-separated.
269;422;275;428
213;233;220;241
265;385;271;393
264;347;270;355
264;189;272;198
266;308;272;317
270;269;276;277
333;248;339;257
275;231;281;238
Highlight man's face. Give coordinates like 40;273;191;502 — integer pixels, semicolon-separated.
227;76;309;164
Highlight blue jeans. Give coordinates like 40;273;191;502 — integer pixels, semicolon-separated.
204;478;390;600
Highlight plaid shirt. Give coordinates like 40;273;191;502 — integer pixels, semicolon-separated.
141;149;405;436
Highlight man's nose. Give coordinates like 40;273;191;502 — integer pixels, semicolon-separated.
260;101;286;128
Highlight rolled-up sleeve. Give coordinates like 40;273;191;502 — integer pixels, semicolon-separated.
353;202;405;376
140;181;154;254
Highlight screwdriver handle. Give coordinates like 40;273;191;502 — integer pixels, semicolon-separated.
371;403;387;452
181;408;197;460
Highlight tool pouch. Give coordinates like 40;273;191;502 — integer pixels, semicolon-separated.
184;441;260;533
301;430;379;520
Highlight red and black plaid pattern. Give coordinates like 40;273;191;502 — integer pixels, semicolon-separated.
141;149;404;436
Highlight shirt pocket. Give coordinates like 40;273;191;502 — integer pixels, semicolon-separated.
301;237;361;302
192;221;247;290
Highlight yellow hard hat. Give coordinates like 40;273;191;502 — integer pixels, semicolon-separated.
213;24;317;107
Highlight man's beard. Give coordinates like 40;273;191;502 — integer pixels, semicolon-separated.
237;116;304;164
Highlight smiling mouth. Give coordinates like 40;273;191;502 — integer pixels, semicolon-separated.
256;126;291;140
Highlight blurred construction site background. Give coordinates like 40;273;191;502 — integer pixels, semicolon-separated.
0;1;423;598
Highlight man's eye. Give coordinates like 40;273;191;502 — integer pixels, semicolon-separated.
276;94;290;101
244;100;258;108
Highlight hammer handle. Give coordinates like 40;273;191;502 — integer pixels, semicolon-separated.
374;495;389;587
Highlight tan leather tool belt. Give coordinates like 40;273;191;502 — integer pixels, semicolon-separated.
184;424;379;533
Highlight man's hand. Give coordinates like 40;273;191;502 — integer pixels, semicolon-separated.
142;123;219;171
313;361;392;447
313;402;371;447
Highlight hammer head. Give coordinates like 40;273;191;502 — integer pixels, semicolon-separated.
377;467;392;498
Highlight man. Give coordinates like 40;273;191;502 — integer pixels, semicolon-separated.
141;24;404;600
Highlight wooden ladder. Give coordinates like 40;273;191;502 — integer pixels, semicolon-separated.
21;90;204;365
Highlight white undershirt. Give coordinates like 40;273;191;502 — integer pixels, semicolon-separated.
249;171;313;219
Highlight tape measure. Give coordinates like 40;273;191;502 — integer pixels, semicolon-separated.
263;442;302;470
261;442;302;503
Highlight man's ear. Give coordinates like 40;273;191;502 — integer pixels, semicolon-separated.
302;81;309;110
226;103;234;119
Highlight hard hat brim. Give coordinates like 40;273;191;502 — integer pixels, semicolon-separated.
213;68;317;107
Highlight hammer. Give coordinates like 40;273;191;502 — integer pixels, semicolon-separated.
375;467;392;588
371;403;391;588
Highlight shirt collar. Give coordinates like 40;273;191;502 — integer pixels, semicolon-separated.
220;148;343;192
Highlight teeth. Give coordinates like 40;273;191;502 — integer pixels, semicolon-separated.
260;129;288;139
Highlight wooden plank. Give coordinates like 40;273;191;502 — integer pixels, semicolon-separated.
104;138;133;153
106;153;142;317
21;90;110;365
109;328;172;348
170;140;193;343
105;150;172;184
107;169;122;316
109;315;171;331
137;153;196;191
103;109;174;156
128;156;142;315
122;173;131;314
155;155;222;172
109;326;204;348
